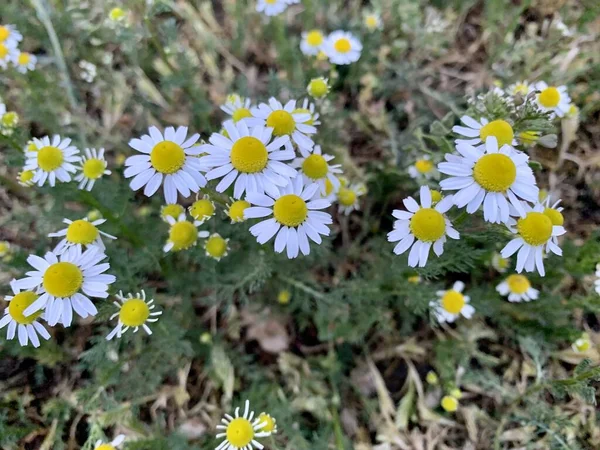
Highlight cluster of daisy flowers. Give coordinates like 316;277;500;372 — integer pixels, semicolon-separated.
0;23;36;73
503;80;573;119
300;28;362;65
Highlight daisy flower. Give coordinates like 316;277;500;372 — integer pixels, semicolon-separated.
248;98;316;152
0;24;23;47
106;290;162;340
17;169;35;187
307;77;330;99
24;135;81;187
322;30;362;65
245;176;332;259
1;281;51;348
125;126;206;204
430;281;475;323
13;246;116;327
500;202;566;276
292;145;342;195
164;214;210;253
74;148;111;191
204;233;230;261
364;13;383;32
48;217;117;255
11;51;36;73
337;180;367;215
300;29;325;56
160;203;185;222
215;399;271;450
452;116;516;148
572;333;591;353
257;413;278;434
388;186;459;267
438;137;539;224
226;199;251;223
534;81;571;118
94;435;125;450
189;195;216;224
256;0;288;16
496;274;539;302
441;395;459;412
507;80;531;96
221;94;253;123
491;252;510;273
199;120;296;199
408;155;438;180
293;98;321;126
108;7;127;22
0;40;17;69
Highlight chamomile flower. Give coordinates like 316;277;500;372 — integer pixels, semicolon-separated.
438;137;539;224
0;105;18;132
491;252;510;273
507;81;531;96
496;274;539;302
257;413;277;434
215;399;271;450
408;155;438;180
364;13;383;32
221;94;253;123
199;120;296;199
75;148;111;191
292;145;342;195
11;51;36;73
94;435;125;450
248;98;317;152
160;203;185;222
441;396;458;412
24;135;81;187
13;246;116;327
0;24;23;47
300;30;325;56
501;202;566;276
1;281;51;348
125;126;206;204
0;40;17;69
388;186;459;267
204;233;229;261
108;7;127;22
572;333;591;353
534;81;571;118
106;290;162;340
307;77;330;99
17;169;35;187
48;217;117;255
164;214;210;253
322;30;362;65
226;199;251;223
337;180;366;215
256;0;288;16
426;371;439;385
189;195;216;224
452;116;516;148
430;281;475;323
245;176;333;259
293;98;321;126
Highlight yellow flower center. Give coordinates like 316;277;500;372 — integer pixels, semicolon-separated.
189;199;215;220
543;207;564;226
473;153;516;192
109;7;125;20
17;53;31;65
516;212;553;246
66;220;99;245
19;170;34;183
227;94;241;104
230;136;269;173
277;289;291;304
306;30;324;47
43;262;83;298
409;208;446;242
119;298;150;327
26;142;38;152
292;108;314;125
266;110;296;136
334;38;352;53
513;83;528;95
519;130;539;145
365;16;378;28
479;120;514;147
232;108;252;123
205;235;228;259
441;395;458;412
430;190;442;204
0;242;9;256
8;292;42;325
506;274;530;294
95;445;116;450
539;87;560;108
37;146;64;172
338;187;356;206
228;200;250;222
2;112;18;127
161;203;184;221
258;413;276;433
415;159;433;174
496;256;509;269
83;158;106;179
226;418;254;448
441;290;465;314
308;78;329;98
407;275;421;284
302;154;328;179
169;221;197;251
150;141;185;174
273;194;308;227
324;179;334;196
0;26;10;41
575;339;591;352
0;43;7;58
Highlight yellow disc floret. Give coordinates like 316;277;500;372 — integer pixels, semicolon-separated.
8;292;41;324
513;83;529;95
19;170;35;184
415;159;433;174
228;200;250;223
230;136;269;173
95;445;116;450
17;53;31;65
277;289;291;304
0;26;10;42
169;221;198;251
302;154;329;179
266;110;296;136
0;43;8;59
258;413;276;433
506;274;531;294
334;38;351;53
161;204;185;221
473;153;516;192
338;188;356;206
82;158;106;179
66;220;99;245
37;146;64;172
441;290;465;314
517;212;553;246
479;120;514;147
292;108;314;125
109;7;126;21
430;190;442;204
409;208;446;242
519;131;540;145
306;30;324;47
226;418;254;448
189;199;215;221
205;234;228;260
119;298;150;327
308;78;329;98
273;194;308;227
1;112;18;127
441;395;458;412
539;87;560;108
544;208;564;226
43;262;83;298
232;108;252;123
150;141;185;174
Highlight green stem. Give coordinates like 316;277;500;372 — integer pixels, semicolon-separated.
278;275;328;302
